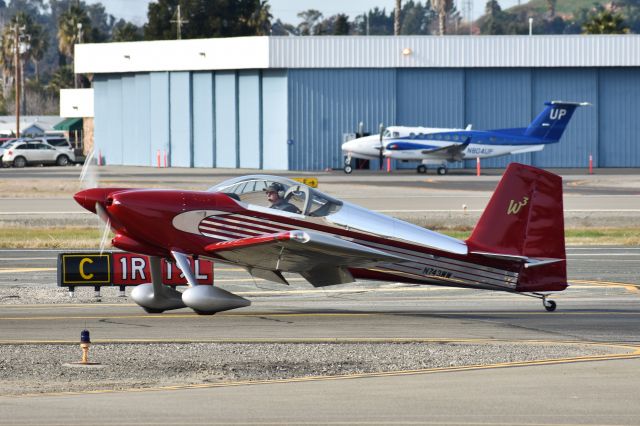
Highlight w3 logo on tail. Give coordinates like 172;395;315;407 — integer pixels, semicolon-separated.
549;108;567;120
507;196;529;215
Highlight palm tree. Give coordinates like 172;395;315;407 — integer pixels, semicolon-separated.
433;0;454;35
248;0;272;35
27;20;48;82
582;6;629;34
57;3;91;66
394;0;401;35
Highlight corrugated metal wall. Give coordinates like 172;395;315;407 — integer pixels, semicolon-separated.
192;72;215;168
238;71;261;169
530;69;597;167
214;72;237;168
92;66;640;170
149;72;170;166
464;69;533;169
395;69;465;170
262;70;288;170
169;72;192;167
288;69;396;170
93;70;288;170
598;68;640;167
268;36;640;69
286;67;633;171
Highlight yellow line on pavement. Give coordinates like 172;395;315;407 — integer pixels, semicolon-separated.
571;279;640;293
2;310;640;322
0;267;56;273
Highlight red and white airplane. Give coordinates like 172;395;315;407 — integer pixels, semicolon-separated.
74;163;567;314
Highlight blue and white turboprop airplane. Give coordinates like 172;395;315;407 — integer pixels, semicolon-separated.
341;101;589;175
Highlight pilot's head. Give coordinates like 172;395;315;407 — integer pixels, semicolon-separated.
264;183;284;203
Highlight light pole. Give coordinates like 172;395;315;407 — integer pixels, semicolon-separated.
75;22;83;88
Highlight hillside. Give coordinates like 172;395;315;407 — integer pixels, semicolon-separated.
506;0;610;18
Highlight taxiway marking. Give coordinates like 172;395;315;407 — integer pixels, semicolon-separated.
0;267;56;273
2;310;640;322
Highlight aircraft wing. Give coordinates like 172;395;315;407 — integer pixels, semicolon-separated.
419;137;471;161
204;230;403;287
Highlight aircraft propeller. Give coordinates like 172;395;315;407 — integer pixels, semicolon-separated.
79;149;111;254
79;149;98;189
95;202;112;255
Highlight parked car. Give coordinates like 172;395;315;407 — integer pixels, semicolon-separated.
0;139;26;167
1;141;73;167
28;137;78;163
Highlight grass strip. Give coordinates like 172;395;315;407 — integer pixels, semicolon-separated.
0;226;639;248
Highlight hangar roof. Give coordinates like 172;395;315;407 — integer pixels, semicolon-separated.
75;35;640;74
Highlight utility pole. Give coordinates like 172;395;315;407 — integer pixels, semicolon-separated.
12;24;24;138
170;5;189;40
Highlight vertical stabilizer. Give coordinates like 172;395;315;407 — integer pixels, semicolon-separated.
467;163;566;292
524;101;588;142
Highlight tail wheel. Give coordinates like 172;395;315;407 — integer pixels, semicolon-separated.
416;165;427;174
56;155;69;166
437;166;448;175
13;156;26;168
344;165;353;174
544;299;557;312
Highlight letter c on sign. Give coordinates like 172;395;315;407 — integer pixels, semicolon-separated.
79;258;94;280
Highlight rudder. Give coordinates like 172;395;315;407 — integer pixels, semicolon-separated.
466;163;567;292
467;163;565;259
524;101;587;142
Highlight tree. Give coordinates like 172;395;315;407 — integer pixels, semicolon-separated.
582;5;629;34
57;2;91;66
394;0;401;35
112;19;142;42
45;63;73;93
433;0;454;35
400;1;433;35
144;0;274;40
86;2;114;43
479;0;508;34
270;18;297;35
353;8;392;35
297;9;323;35
333;14;350;35
247;0;272;35
546;0;556;18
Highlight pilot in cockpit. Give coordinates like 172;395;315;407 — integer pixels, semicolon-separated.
264;183;300;213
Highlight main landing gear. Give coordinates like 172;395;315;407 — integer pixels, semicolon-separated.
344;156;353;174
416;164;448;175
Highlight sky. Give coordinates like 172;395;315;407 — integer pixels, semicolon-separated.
92;0;524;27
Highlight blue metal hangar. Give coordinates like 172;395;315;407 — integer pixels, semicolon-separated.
75;35;640;171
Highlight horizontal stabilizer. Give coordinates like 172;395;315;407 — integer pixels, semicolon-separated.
470;251;564;269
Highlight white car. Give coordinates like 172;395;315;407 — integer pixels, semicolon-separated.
29;137;78;163
2;141;73;167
